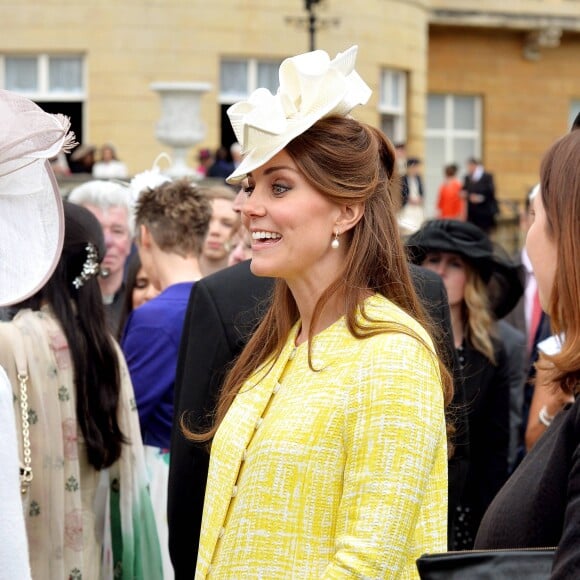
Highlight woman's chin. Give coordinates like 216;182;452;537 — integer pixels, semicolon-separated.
249;258;276;279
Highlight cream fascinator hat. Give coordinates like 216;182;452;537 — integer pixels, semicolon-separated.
0;90;76;306
226;45;372;184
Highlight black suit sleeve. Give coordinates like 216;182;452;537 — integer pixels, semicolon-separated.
409;264;470;547
168;279;234;579
476;341;511;513
168;262;273;578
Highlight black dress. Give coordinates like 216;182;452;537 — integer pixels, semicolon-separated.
450;337;511;549
475;396;580;578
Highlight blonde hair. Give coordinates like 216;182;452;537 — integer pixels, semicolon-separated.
463;264;496;364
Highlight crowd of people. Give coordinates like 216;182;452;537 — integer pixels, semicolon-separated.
1;43;580;579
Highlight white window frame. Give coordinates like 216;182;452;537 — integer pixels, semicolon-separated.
426;94;482;162
219;58;282;105
0;53;86;102
379;69;407;143
424;93;482;217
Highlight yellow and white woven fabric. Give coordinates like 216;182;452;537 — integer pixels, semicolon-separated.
196;294;448;579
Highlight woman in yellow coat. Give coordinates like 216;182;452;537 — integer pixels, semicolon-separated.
189;45;453;579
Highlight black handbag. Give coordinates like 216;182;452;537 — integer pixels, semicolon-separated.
416;547;556;579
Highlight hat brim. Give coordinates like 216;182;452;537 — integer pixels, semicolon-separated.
226;129;304;185
406;236;496;283
0;159;64;306
226;104;339;185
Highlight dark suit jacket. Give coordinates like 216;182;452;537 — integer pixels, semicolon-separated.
463;171;497;232
400;174;424;207
168;260;468;577
497;320;526;472
504;294;525;338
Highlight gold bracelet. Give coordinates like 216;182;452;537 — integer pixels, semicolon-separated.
538;405;555;428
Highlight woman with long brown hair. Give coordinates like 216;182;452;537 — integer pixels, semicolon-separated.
189;46;453;579
475;130;580;577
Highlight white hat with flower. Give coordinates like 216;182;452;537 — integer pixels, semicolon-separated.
226;45;372;184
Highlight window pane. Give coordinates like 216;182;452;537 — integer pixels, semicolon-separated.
382;115;396;140
425;137;447;208
453;96;476;130
390;73;401;108
380;71;388;107
381;70;405;110
5;57;38;91
453;137;477;169
257;62;280;93
427;95;445;129
49;57;83;92
220;60;248;98
426;136;446;171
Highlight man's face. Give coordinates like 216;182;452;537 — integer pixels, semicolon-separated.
84;204;132;277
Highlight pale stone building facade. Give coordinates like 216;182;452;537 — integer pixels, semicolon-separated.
1;0;579;212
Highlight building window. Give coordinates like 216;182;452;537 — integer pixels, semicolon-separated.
219;57;282;148
425;94;482;212
1;53;86;146
379;69;407;144
2;54;84;97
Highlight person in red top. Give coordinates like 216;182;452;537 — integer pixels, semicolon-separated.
437;163;465;219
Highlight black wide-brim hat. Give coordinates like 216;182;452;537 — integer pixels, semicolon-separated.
405;219;525;319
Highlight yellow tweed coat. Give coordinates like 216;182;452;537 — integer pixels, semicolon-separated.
196;294;448;579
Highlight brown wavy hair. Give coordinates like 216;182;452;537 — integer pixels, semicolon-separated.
185;116;453;446
536;130;580;395
135;178;212;257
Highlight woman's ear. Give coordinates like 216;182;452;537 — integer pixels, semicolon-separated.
337;202;364;234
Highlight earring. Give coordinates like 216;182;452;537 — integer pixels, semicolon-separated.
331;229;340;249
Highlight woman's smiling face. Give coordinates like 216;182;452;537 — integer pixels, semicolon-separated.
242;149;344;285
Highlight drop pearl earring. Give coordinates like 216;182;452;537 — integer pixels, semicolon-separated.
331;230;340;249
